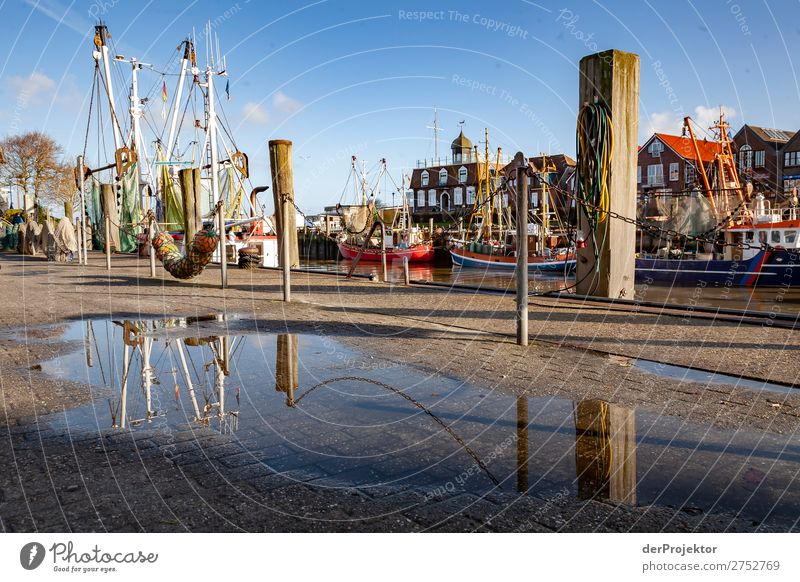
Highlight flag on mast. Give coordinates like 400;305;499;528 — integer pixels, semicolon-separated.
225;79;230;102
161;80;167;120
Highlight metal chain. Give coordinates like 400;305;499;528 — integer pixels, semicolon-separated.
553;185;772;252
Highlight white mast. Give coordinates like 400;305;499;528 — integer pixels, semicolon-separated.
93;24;122;151
166;40;193;160
205;22;226;288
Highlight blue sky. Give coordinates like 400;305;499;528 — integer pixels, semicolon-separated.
2;0;800;213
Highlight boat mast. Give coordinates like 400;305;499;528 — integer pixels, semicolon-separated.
539;154;555;255
483;128;492;241
93;24;122;151
684;116;718;219
166;39;194;160
127;56;149;208
204;24;226;287
427;107;442;162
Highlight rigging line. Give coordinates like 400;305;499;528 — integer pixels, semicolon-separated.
293;376;499;486
95;63;127;149
82;66;99;159
171;81;196;158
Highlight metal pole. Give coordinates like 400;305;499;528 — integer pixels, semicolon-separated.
515;153;529;346
282;193;291;301
403;256;410;286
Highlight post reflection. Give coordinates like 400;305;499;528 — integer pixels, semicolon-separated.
574;399;637;504
276;334;299;407
516;396;529;494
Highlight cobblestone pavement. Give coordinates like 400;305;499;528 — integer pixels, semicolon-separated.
1;252;797;532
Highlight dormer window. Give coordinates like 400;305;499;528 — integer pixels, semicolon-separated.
458;166;467;183
648;140;663;157
740;144;753;170
421;171;429;186
438;168;448;186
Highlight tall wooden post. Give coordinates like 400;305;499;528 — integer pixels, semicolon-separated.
576;50;639;298
514;152;529;346
101;183;116;270
269;140;298;301
76;156;86;265
179;168;202;246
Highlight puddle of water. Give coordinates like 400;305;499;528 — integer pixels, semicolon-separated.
634;359;797;395
31;318;800;527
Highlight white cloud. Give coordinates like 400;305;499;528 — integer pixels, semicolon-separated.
243;101;269;124
643;110;682;136
273;91;303;114
693;105;736;131
6;71;57;104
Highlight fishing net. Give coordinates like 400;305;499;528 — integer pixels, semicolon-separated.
156;145;185;231
119;163;140;253
152;227;220;279
89;178;104;250
338;202;374;234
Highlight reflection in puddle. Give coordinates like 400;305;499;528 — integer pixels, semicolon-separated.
34;318;800;527
574;400;637;504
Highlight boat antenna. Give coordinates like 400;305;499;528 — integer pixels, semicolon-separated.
426;106;442;161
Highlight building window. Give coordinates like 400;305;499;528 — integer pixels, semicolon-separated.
648;140;663;157
739;144;753;170
458;166;468;183
428;189;436;207
407;191;414;208
755;150;765;168
453;187;463;205
455;152;461;163
669;162;679;182
637;166;641;184
438;168;448;186
466;186;476;205
685;164;696;185
647;164;664;186
784;151;800;167
421;171;429;187
417;190;425;207
785;178;800;194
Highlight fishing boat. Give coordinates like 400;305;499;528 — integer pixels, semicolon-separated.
336;157;434;263
450;244;574;271
635;113;800;287
449;131;575;271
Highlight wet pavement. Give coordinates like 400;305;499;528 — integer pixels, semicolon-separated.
24;317;800;530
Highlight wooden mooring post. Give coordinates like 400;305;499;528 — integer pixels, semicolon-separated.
269;140;298;302
576;49;639;298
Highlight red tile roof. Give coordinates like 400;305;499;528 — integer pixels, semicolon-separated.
652;133;721;163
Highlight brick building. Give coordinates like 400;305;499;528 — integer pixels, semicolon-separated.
731;125;795;200
407;130;490;221
781;130;800;196
637;133;721;197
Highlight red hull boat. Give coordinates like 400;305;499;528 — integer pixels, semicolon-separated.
337;241;434;262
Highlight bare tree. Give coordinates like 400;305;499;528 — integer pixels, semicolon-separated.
0;131;64;208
